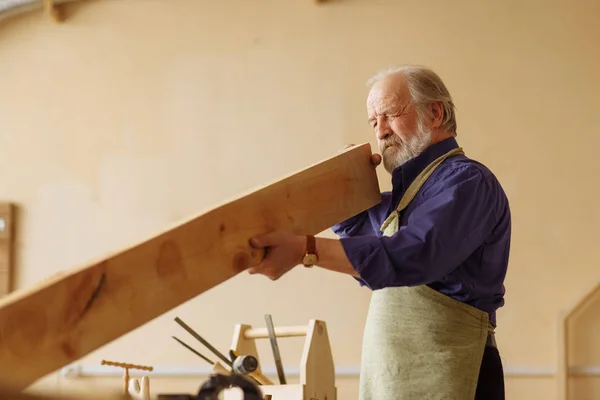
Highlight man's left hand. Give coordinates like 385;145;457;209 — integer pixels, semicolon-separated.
248;231;306;280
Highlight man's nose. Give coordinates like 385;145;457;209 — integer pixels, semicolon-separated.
376;119;392;140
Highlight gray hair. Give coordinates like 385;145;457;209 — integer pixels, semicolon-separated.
367;65;458;136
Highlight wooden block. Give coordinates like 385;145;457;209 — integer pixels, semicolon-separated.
0;202;14;298
0;202;13;241
0;144;381;391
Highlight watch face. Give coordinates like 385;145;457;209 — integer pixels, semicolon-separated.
303;254;318;266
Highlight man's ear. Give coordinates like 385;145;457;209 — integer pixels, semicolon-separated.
430;102;444;128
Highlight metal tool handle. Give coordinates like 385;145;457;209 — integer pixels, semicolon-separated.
264;314;286;385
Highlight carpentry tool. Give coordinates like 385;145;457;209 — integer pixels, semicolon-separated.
229;319;337;400
232;354;259;375
174;317;233;368
173;317;272;386
100;360;153;396
173;335;261;379
171;336;230;375
229;349;272;385
264;314;286;384
0;318;335;400
172;336;215;365
157;373;264;400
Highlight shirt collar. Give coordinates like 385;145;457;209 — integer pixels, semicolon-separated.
391;137;459;194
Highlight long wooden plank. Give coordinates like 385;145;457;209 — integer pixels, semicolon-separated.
0;143;381;391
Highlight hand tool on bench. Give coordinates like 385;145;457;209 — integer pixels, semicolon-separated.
171;336;230;375
229;353;272;385
172;336;214;365
265;314;286;384
229;350;253;373
174;317;232;368
174;317;272;385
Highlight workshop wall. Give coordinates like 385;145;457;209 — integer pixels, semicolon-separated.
0;0;599;399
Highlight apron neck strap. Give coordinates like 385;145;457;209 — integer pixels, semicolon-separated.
380;147;464;233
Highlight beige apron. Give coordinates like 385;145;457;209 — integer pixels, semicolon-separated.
358;147;495;400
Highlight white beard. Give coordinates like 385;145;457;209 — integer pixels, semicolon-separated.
380;121;432;174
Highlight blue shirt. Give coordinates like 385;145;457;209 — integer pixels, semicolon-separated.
332;137;511;323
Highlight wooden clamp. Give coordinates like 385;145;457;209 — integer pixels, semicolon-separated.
100;360;153;399
0;143;380;391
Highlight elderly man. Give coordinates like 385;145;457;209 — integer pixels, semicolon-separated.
248;65;510;400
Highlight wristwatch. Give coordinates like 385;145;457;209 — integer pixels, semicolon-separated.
301;235;318;267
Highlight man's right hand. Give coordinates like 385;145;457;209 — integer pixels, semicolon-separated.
341;144;381;167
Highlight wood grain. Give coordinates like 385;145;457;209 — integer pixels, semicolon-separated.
0;144;381;391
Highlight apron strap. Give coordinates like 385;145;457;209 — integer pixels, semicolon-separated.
380;147;465;232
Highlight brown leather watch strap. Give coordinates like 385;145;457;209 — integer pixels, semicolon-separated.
306;235;316;254
302;235;318;267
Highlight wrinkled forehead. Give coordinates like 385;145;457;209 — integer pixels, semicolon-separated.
366;74;411;115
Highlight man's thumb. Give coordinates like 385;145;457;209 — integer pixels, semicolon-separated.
249;237;263;248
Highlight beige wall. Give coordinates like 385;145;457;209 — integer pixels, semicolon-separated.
1;0;599;399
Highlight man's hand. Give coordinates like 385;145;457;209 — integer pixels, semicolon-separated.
247;231;306;280
341;143;382;167
248;231;362;280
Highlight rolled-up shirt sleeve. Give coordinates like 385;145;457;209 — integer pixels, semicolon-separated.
339;166;501;290
331;211;371;237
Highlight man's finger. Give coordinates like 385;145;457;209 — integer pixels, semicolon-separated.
249;233;273;248
248;265;268;275
247;266;277;280
249;231;284;248
371;153;382;166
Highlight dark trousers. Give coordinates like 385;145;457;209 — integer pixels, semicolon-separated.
475;345;505;400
